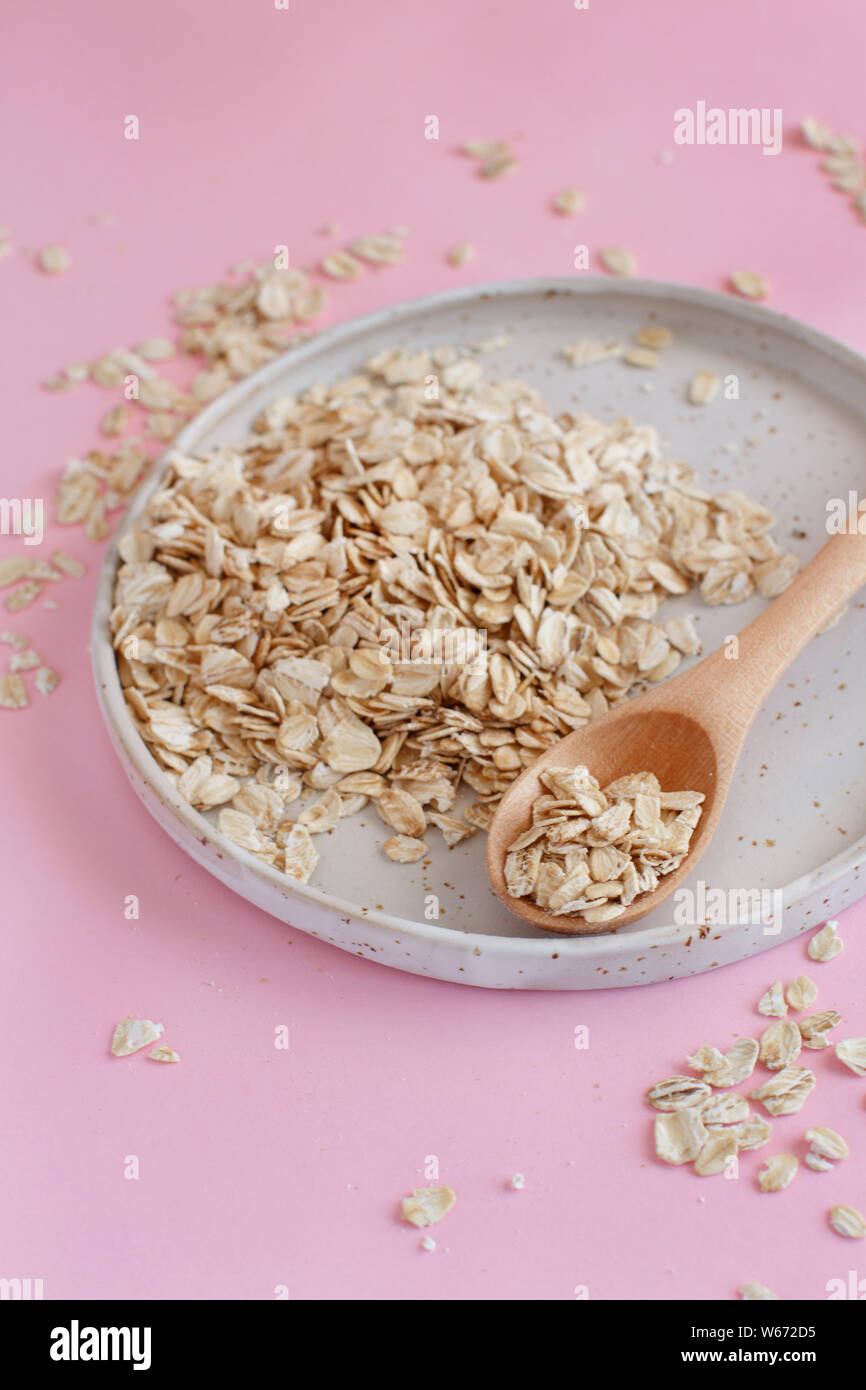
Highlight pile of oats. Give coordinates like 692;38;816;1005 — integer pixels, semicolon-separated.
110;348;796;883
503;765;704;925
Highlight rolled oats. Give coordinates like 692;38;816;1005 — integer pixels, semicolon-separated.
798;1009;841;1049
835;1037;866;1076
689;370;720;405
110;1017;164;1056
730;1115;772;1151
39;244;70;274
634;326;672;350
553;188;585;215
758;1153;798;1192
504;766;703;923
748;1066;816;1116
0;674;28;708
757;981;787;1018
759;1019;802;1071
804;1125;848;1167
785;975;817;1011
646;1075;712;1111
600;246;635;277
730;270;768;300
829;1205;865;1239
110;351;796;895
655;1109;708;1165
384;835;428;863
739;1281;780;1301
401;1186;456;1227
623;347;659;370
694;1130;738;1176
696;1038;759;1088
808;920;842;961
447;242;476;267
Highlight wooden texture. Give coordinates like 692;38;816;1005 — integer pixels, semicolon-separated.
487;529;866;935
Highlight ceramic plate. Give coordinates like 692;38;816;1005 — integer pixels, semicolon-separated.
92;278;866;989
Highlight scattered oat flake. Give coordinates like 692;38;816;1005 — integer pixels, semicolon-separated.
655;1109;708;1165
383;834;428;864
39;244;70;274
739;1281;780;1301
0;558;34;588
699;1037;759;1087
511;1173;525;1189
758;981;787;1017
110;1017;164;1057
349;235;405;265
135;337;175;362
730;1115;773;1151
785;975;817;1011
802;117;832;149
623;347;658;370
694;1130;737;1176
51;549;86;578
689;370;720;405
646;1075;711;1111
748;1066;816;1116
447;242;475;267
808;920;842;961
730;270;768;300
835;1037;866;1076
9;648;40;673
561;338;623;367
0;673;28;709
102;405;130;437
553;188;584;215
148;1046;180;1063
479;152;519;179
600;246;635;277
805;1125;848;1165
319;249;363;281
460;140;508;160
635;326;672;350
34;664;59;696
401;1186;456;1228
758;1153;798;1192
829;1205;865;1239
758;1019;802;1071
798;1009;841;1050
5;581;42;613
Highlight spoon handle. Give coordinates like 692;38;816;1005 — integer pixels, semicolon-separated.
688;528;866;741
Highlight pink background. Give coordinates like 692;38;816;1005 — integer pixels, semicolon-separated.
2;0;865;1300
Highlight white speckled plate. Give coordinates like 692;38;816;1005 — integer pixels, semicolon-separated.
92;279;866;989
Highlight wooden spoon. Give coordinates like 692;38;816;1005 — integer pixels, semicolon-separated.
487;529;866;935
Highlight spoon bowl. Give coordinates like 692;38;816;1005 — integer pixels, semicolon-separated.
486;700;724;934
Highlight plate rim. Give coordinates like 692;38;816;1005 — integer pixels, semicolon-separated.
91;274;866;961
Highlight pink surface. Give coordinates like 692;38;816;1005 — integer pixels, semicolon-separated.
2;0;865;1301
